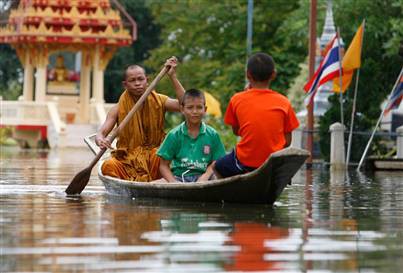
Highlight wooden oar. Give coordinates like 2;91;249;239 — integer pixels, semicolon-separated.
65;66;168;195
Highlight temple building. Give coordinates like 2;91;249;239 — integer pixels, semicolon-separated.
0;0;136;147
314;0;343;117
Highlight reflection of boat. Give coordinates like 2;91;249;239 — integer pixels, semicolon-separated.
85;135;309;204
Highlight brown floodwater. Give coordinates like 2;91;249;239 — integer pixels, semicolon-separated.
1;146;402;272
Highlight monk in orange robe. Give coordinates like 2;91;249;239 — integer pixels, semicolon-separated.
95;57;185;181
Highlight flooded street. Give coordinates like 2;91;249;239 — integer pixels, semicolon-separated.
1;147;403;272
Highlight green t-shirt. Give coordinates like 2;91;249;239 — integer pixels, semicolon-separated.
157;122;226;177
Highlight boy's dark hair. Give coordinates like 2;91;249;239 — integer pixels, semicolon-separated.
181;88;205;105
123;64;146;80
247;52;275;82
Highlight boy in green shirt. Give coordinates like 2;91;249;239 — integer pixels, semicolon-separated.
157;89;226;182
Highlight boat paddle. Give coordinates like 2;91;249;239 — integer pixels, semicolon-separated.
65;66;168;195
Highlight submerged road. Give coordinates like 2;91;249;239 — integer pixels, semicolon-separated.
1;147;403;272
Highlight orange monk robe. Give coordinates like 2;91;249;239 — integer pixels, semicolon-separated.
102;90;168;181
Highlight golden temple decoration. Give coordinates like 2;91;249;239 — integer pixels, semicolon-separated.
0;0;136;110
99;46;117;70
0;0;133;47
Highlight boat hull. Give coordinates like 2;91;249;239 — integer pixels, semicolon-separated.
99;147;309;204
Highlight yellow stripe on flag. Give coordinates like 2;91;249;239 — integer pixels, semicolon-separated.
333;22;364;93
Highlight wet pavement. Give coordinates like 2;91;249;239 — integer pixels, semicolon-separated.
1;147;402;272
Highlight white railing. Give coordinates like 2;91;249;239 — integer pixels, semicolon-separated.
1;98;116;131
47;101;66;133
1;100;48;126
0;99;66;133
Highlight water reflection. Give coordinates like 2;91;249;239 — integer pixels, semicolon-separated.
224;223;289;271
1;147;403;272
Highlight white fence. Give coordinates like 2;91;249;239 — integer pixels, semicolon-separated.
1;99;67;133
0;99;114;147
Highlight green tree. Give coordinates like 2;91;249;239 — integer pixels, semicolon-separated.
141;0;306;147
144;0;302;107
104;0;162;102
0;44;23;100
319;0;403;162
0;1;23;100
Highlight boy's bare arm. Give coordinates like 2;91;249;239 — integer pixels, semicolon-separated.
95;105;118;149
159;158;177;182
197;163;215;182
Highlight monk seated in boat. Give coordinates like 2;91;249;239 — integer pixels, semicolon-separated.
214;52;300;178
95;57;185;182
157;89;226;182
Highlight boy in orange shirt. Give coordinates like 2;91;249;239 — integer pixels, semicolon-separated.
214;52;299;178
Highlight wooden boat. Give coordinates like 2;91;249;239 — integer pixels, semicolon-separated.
85;135;309;204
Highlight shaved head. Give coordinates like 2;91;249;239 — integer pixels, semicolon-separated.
124;65;146;80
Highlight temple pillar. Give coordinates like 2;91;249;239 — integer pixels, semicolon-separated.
35;65;47;102
79;51;91;122
92;45;104;103
34;49;48;102
23;50;34;101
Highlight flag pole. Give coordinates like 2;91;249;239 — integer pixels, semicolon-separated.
346;19;366;167
336;28;344;126
346;69;360;166
357;67;403;170
245;0;253;86
306;0;317;166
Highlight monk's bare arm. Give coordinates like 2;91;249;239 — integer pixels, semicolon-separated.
165;56;185;112
165;97;182;113
159;158;177;182
285;132;292;147
165;76;185;112
95;105;118;149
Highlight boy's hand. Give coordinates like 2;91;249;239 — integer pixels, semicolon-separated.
165;56;178;77
197;173;211;182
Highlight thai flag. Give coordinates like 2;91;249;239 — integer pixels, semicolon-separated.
304;34;341;106
384;72;403;114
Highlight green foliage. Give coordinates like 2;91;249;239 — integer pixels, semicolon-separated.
0;44;22;100
204;115;238;152
144;0;302;109
0;126;18;146
103;0;162;102
319;0;403;162
0;126;12;142
140;0;309;149
287;58;309;112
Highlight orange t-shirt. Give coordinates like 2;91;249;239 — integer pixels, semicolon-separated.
224;88;299;168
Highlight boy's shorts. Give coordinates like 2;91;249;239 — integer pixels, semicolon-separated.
214;149;255;178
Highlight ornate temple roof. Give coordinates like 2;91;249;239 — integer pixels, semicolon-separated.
319;0;343;51
0;0;135;46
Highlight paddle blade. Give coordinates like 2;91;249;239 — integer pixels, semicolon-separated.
65;166;92;195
